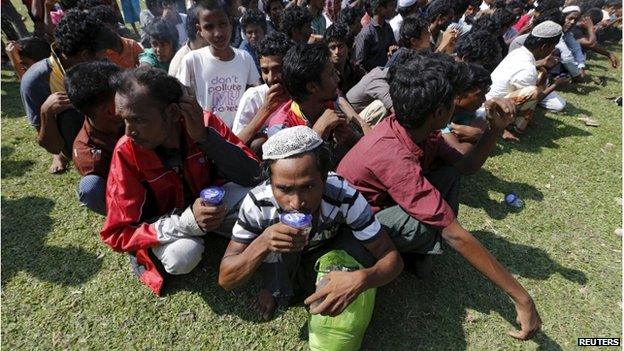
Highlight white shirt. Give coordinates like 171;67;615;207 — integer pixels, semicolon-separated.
389;14;403;42
168;43;191;77
487;46;538;100
177;46;261;128
231;84;280;135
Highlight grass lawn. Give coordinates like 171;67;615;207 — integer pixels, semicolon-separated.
1;6;622;350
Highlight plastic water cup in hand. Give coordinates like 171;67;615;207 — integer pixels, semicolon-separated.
279;212;312;236
200;186;225;206
504;192;524;208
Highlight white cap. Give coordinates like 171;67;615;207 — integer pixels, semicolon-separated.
262;126;324;160
562;5;581;14
531;20;563;38
398;0;418;8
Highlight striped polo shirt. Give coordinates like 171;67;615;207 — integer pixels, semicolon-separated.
232;173;382;250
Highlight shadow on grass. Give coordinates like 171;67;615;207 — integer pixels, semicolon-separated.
492;109;592;156
361;230;585;350
460;169;544;220
161;235;272;322
1;196;103;285
1;70;24;118
1;146;34;179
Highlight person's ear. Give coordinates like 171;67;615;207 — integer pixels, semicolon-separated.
306;81;319;96
164;102;180;123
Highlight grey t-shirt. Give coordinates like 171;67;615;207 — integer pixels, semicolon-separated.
346;67;393;113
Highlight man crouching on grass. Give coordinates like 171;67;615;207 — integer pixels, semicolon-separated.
218;126;403;320
100;67;259;296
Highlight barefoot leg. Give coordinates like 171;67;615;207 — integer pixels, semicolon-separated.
252;289;277;321
502;129;520;141
48;153;67;174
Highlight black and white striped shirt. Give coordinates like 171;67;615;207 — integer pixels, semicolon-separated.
232;173;382;249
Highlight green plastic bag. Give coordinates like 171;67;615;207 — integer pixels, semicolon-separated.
308;250;376;351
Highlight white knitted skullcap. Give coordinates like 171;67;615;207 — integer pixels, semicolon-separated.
531;20;563;38
398;0;418;7
262;126;324;160
562;5;581;13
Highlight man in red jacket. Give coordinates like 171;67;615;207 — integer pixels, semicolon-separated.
101;67;260;295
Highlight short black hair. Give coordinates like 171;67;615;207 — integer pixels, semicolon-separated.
241;9;267;32
281;6;313;37
580;0;605;13
17;36;51;62
389;52;469;130
255;31;293;58
76;0;105;10
465;62;492;91
364;0;395;17
195;0;229;15
65;60;121;114
145;18;179;50
533;8;564;26
452;0;471;19
387;48;421;79
111;66;183;108
262;143;334;182
426;0;454;22
491;8;518;28
88;5;120;26
584;7;604;25
399;14;429;48
145;0;161;12
535;0;564;12
456;29;501;71
472;14;498;32
324;23;349;45
337;5;365;27
282;43;330;103
54;9;115;57
185;5;200;41
524;32;561;50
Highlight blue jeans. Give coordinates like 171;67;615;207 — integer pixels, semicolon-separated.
77;175;106;215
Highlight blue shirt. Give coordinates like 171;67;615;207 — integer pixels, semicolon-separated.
238;39;261;75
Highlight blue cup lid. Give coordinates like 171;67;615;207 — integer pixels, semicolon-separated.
504;193;517;203
200;186;225;204
279;212;312;229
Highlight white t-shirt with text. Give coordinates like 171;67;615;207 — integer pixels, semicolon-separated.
177;46;261;128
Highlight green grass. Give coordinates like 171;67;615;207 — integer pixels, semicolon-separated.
1;9;622;350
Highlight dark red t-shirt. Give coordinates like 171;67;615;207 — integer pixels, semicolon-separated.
337;116;462;229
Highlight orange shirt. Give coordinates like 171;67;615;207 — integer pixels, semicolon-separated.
105;37;143;69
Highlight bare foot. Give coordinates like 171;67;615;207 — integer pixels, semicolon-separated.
502;129;520;141
48;154;67;174
252;289;277;321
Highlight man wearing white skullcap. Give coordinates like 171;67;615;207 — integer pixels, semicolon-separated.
389;0;428;42
218;126;403;320
560;6;588;80
487;20;569;139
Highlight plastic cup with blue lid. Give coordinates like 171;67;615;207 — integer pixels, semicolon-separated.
279;212;312;236
200;186;225;205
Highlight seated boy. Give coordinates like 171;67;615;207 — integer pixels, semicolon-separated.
280;5;314;44
232;32;292;154
139;18;179;72
90;5;144;69
239;9;267;74
337;52;542;341
177;0;260;128
66;61;124;215
218;126;403;320
354;0;397;71
267;43;367;163
101;67;260;295
22;9;116;174
441;62;491;154
324;23;367;95
5;36;51;80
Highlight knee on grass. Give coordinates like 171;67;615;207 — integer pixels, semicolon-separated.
159;239;204;275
